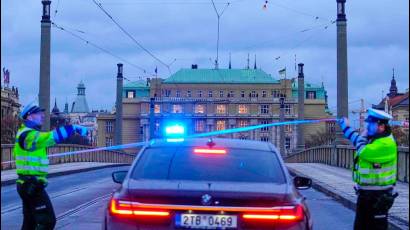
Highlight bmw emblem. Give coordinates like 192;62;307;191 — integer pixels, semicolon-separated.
201;194;212;206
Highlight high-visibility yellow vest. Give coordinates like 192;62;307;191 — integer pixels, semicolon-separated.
13;124;56;184
353;135;397;189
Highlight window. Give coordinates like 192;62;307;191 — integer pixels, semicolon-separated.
172;104;183;113
228;90;234;98
306;91;316;99
216;104;226;114
164;89;171;97
260;136;270;142
239;135;248;140
126;90;135;98
208;90;213;97
176;90;180;97
260;120;270;132
284;104;292;115
105;137;113;147
285;125;292;132
285;137;291;149
260;104;269;114
219;90;224;98
272;90;281;98
216;120;226;131
241;91;245;98
238;104;249;114
238;119;249;127
197;90;202;98
251;91;257;98
187;90;192;97
154;104;160;113
195;104;205;113
195;120;205;132
106;121;113;133
262;90;267;98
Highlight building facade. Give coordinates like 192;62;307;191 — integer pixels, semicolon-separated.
98;67;333;155
1;85;20;118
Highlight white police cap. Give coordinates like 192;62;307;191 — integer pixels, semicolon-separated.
20;102;45;119
365;108;392;123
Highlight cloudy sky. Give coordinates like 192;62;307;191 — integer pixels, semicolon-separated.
1;0;408;125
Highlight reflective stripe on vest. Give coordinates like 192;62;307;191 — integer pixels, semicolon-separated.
358;166;396;174
15;156;49;165
16;165;49;173
359;174;396;184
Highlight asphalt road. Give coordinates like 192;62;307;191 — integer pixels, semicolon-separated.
1;166;355;230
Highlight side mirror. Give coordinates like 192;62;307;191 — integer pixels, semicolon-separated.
293;176;312;190
112;171;127;184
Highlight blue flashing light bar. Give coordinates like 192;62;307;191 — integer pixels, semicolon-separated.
165;124;185;136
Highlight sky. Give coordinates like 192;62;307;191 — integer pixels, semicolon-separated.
1;0;409;126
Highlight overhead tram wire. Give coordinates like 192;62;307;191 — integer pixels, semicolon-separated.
51;22;148;73
92;0;171;72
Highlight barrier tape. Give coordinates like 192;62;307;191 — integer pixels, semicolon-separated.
2;118;407;165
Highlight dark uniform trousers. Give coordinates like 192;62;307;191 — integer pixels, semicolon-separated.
17;179;56;230
354;189;396;230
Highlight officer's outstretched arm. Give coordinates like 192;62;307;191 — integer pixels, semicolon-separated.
339;118;368;151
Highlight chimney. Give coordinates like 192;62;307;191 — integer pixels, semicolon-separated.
297;63;305;149
191;64;198;69
115;63;123;145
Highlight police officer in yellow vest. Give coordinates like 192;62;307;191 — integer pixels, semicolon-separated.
13;103;88;230
339;108;398;230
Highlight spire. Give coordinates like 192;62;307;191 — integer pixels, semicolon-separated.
52;98;60;114
388;68;398;98
254;54;257;69
228;53;232;69
247;53;250;69
64;100;69;114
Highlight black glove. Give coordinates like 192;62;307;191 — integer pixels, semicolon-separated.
373;192;398;212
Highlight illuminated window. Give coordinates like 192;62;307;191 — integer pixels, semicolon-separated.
176;90;180;97
172;104;183;113
195;104;205;113
238;104;249;114
219;90;224;98
154;104;160;113
187;91;192;97
260;104;269;114
260;136;269;142
208;91;213;97
306;91;316;99
216;120;226;131
238;119;249;127
126;90;135;98
260;120;270;131
195;120;205;132
197;90;202;98
216;104;226;114
241;91;245;98
262;90;267;98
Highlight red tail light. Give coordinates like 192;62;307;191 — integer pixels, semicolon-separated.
110;198;170;217
242;205;304;222
193;148;227;154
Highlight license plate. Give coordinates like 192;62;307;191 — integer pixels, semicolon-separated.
176;213;237;229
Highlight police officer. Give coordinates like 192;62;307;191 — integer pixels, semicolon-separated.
13;103;88;230
339;108;398;230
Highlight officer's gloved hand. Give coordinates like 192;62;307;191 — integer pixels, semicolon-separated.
338;117;350;130
73;125;88;137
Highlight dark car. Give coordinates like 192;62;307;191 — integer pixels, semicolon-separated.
103;138;313;230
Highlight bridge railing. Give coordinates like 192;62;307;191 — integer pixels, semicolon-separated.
1;144;136;170
285;145;409;183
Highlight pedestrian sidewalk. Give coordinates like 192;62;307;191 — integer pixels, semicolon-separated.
1;162;128;186
286;163;409;230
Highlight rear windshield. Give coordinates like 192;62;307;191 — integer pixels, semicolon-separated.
131;146;286;183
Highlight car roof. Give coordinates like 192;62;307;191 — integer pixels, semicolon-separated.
147;138;277;152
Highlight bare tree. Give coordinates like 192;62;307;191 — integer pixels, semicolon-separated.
392;126;409;147
1;115;21;144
